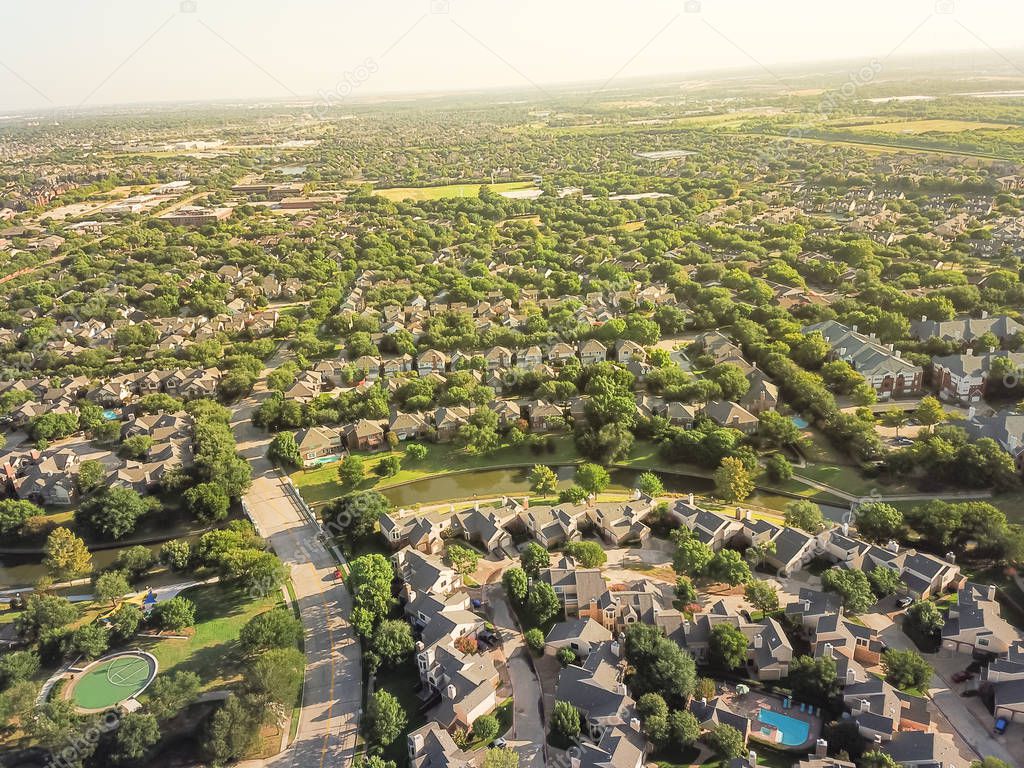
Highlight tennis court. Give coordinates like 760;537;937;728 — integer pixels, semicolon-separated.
68;652;158;711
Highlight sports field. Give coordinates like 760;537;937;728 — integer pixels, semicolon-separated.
69;652;157;711
846;118;1014;134
375;181;535;201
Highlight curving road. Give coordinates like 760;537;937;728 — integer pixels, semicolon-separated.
232;365;362;768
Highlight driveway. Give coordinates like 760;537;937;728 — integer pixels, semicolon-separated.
876;620;1015;766
489;586;545;768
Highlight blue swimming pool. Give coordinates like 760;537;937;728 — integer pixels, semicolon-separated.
790;416;809;429
758;708;809;747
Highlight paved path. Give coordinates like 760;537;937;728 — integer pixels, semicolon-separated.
489;587;545;768
232;361;362;768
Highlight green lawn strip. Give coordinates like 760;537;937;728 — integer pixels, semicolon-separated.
284;578;304;744
464;696;513;750
292;437;580;506
372;660;426;768
139;583;281;694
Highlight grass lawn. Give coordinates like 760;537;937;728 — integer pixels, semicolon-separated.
292;437;580;507
375;181;536;202
373;660;426;768
139;583;282;694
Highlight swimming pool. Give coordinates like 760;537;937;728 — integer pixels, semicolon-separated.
790;416;809;429
758;708;809;746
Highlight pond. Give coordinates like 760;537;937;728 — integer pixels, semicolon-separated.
0;533;204;591
377;466;850;522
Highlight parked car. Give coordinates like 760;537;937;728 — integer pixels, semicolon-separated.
896;596;914;609
994;716;1008;734
951;671;974;683
491;738;507;749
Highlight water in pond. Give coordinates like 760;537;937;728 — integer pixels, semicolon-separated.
0;534;203;590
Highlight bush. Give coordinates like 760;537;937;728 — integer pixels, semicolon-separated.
524;628;545;655
152;597;196;631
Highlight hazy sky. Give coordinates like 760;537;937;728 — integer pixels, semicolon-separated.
2;0;1024;112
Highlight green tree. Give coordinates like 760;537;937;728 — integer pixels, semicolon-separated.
76;486;158;540
906;600;945;637
671;531;714;577
821;568;875;613
371;619;415;667
669;710;700;747
109;603;144;643
147;671;201;720
405;443;428;461
0;499;40;537
576;462;611;495
788;654;840;701
556;647;577;667
527;582;560;626
765;452;794;483
502;567;529;603
204;694;262;764
709;623;748;670
624;623;696;700
674;576;698;605
113;712;161;764
472;714;500;744
348;554;395;637
915;396;945;433
705;723;745;759
160;539;192;571
323;491;391;542
529;464;558;496
17;594;77;640
744;579;779;614
636;471;664;497
707;549;751;585
0;650;39;690
66;623;109;660
376;455;401;477
713;457;754;502
239;609;303;655
861;751;900;768
563;541;607;568
855;502;903;543
867;566;902;597
524;628;545;654
519;543;550;578
245;646;305;705
116;545;156;580
881;407;909;438
882;649;931;691
43;527;92;581
482;747;519;768
94;570;131;606
363;690;408;752
757;411;804;448
445;543;480;575
551;700;581;742
76;460;107;494
338;455;366;487
184;482;231;522
784;500;826;534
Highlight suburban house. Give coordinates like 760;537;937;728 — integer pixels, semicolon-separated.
805;320;922;399
966;409;1024;469
389;410;431;441
294;426;344;466
910;314;1024;344
841;677;930;741
544;618;613;660
578;339;608;365
555;642;634;741
702;400;759;434
344;419;386;451
393;547;462;597
942;582;1021;656
930;350;1024;404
